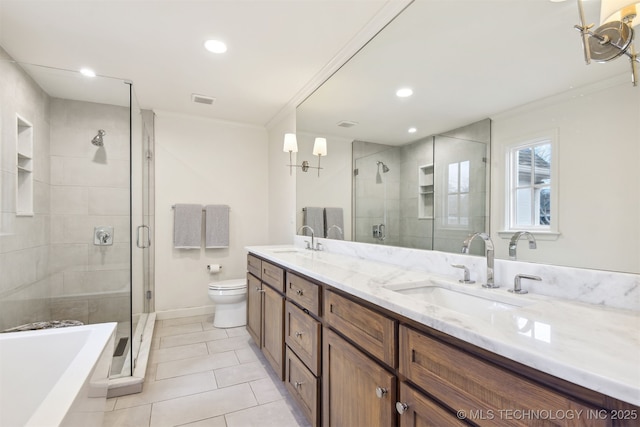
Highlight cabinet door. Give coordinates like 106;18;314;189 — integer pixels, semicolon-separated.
323;328;396;427
263;284;285;380
397;382;466;427
246;273;263;347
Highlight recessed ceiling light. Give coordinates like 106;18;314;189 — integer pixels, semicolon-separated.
408;127;417;133
204;39;227;54
80;68;96;77
396;87;413;98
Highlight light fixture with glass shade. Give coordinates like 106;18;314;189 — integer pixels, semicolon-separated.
283;133;328;176
574;0;640;85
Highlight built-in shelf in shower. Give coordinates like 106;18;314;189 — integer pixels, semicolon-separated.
418;164;434;219
16;115;33;216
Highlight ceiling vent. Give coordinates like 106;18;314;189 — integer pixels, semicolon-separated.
337;120;358;128
191;94;215;105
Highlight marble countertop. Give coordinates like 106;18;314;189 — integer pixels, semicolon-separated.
246;245;640;407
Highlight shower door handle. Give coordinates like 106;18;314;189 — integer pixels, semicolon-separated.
137;225;151;248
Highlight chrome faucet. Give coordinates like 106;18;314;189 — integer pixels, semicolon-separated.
297;225;317;250
509;274;541;294
509;231;537;260
461;232;497;288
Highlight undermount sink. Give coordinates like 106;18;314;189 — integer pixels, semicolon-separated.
384;281;532;321
270;248;305;254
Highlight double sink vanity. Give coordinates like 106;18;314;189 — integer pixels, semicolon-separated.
245;241;639;427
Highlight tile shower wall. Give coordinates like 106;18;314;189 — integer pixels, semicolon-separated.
0;50;131;329
0;51;52;330
48;98;130;325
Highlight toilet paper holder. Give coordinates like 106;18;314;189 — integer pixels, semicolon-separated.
207;264;222;273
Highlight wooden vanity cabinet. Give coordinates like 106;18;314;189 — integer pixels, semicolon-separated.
248;254;638;427
399;325;610;427
323;328;396;427
246;256;285;380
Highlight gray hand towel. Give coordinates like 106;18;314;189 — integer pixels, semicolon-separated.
174;204;203;249
324;207;344;240
303;207;325;238
205;205;230;249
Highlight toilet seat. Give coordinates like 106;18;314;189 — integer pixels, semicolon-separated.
208;279;246;291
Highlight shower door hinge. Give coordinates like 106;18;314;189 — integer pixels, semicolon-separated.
482;157;487;163
146;290;152;300
146;150;153;160
354;168;359;176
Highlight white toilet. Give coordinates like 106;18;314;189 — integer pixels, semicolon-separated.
207;279;247;328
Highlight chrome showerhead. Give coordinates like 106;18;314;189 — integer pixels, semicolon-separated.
92;129;106;146
376;160;390;173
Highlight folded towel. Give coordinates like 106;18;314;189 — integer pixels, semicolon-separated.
174;204;202;249
303;207;325;238
205;205;230;248
324;207;344;240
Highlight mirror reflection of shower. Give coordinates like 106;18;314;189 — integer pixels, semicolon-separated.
375;160;390;184
91;129;106;146
374;160;390;241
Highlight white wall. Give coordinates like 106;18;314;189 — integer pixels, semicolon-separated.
491;78;640;273
154;112;269;316
267;110;296;244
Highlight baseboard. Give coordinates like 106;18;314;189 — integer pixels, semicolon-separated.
155;305;215;320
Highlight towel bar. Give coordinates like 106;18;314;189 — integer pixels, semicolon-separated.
171;205;230;211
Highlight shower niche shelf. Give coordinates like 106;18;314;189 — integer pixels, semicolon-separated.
418;164;433;220
16;115;33;216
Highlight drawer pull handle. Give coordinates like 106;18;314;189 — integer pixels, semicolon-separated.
375;386;387;399
294;331;303;338
396;402;409;415
296;289;304;296
294;381;304;388
256;288;265;293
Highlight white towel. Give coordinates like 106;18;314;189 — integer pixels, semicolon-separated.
324;207;344;239
205;205;230;248
174;204;202;249
303;207;325;238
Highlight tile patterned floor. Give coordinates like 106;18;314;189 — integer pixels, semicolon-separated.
103;315;311;427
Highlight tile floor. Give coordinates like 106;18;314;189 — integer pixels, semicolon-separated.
103;315;311;427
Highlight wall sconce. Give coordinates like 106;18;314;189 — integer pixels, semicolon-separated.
283;133;327;177
575;0;640;85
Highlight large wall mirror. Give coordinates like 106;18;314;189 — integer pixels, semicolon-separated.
295;0;639;274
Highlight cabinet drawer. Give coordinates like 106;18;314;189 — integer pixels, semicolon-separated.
285;301;321;376
286;272;321;316
324;290;396;368
397;381;466;427
286;347;319;427
247;254;261;278
399;326;608;427
262;261;284;293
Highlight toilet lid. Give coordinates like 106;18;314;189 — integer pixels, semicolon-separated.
208;279;246;290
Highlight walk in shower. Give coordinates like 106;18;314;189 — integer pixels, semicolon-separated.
0;55;154;392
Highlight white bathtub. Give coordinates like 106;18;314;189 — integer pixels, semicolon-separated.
0;322;116;427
